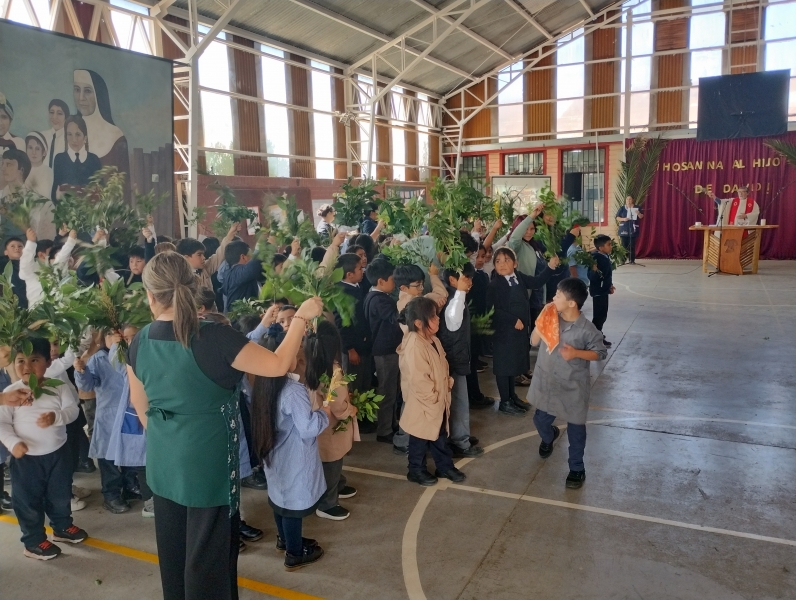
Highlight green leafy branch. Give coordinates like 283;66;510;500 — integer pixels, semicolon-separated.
27;374;65;400
469;306;495;336
332;178;381;227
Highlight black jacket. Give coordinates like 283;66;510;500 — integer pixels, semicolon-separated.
468;269;489;316
222;259;264;313
364;289;402;356
588;252;613;296
360;217;378;235
334;282;371;354
437;286;471;376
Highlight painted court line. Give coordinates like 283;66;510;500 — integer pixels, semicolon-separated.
446;484;796;548
0;515;324;600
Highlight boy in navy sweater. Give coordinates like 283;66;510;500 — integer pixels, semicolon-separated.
221;240;264;313
363;259;402;442
334;253;372;394
588;235;615;347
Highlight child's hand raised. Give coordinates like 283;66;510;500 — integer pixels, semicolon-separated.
37;412;56;428
559;343;577;361
514;319;524;330
11;442;28;458
548;256;561;269
26;228;37;242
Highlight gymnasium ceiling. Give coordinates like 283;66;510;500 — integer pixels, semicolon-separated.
164;0;623;97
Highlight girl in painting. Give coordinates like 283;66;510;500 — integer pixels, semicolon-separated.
41;99;70;169
24;132;56;240
51;115;102;202
73;70;130;195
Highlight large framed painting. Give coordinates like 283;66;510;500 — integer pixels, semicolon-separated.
0;19;174;236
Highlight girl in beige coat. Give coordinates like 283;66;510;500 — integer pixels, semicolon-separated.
398;297;466;487
306;321;360;520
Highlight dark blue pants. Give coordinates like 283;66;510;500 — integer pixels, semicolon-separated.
273;512;303;556
10;443;73;547
408;423;454;474
533;409;587;472
98;458;138;501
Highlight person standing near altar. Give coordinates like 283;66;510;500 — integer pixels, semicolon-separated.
616;196;643;264
707;185;759;229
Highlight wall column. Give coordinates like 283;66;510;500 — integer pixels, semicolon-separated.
286;54;315;178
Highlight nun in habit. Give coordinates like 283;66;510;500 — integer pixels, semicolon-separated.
41;99;70;169
72;69;130;197
24;132;56;240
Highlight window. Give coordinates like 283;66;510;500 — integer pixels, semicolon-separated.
562;148;605;223
556;29;585;138
765;2;796;117
418;93;431;181
260;46;290;177
310;61;334;179
109;0;154;54
504;152;543;175
5;0;50;28
620;1;653;132
460;155;487;193
198;30;234;175
391;87;406;181
498;62;524;142
356;76;377;179
688;0;725;126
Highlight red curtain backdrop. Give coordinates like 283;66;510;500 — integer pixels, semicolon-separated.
635;132;796;259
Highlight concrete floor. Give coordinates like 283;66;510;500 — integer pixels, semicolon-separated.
2;260;796;600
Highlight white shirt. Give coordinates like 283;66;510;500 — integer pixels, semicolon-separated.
504;274;519;286
67;146;88;163
0;378;79;456
41;127;65;168
1;131;25;153
444;290;466;332
19;236;76;307
26;163;53;200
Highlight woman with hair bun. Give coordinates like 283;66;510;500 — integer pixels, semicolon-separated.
126;251;323;599
316;204;337;241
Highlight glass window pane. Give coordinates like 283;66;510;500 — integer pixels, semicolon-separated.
557;99;584;138
201;91;233;150
30;0;50;27
690;13;726;49
461;156;487;192
557;29;585;65
316;160;334;179
562;148;605;223
110;0;149;15
264;104;289;177
765;40;796;116
689;49;723;126
7;0;35;25
392;128;405;181
765;2;796;41
418;131;430;181
199;34;230;92
631;56;651;91
261;47;287;103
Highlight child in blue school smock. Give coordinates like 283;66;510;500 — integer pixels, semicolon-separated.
74;330;138;515
251;327;328;572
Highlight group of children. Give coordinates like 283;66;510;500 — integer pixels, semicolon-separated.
0;199;618;575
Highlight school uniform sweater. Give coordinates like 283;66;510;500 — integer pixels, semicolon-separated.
335;282;371;355
364;289;402;356
588;251;613;297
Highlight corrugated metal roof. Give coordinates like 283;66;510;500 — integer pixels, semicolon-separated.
170;0;624;96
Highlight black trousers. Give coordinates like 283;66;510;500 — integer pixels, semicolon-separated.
10;444;73;547
496;375;516;404
592;294;609;333
408;424;454;474
65;405;90;471
98;458;138;501
153;495;240;600
620;235;636;263
237;395;258;470
136;466;153;501
466;335;484;401
273;512;303;556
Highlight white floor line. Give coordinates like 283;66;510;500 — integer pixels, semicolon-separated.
446;484;796;548
342;465;407;481
393;414;796;600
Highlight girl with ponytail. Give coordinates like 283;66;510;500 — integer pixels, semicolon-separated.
250;325;328;571
126;251;323;598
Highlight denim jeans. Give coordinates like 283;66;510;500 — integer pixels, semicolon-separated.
533;409;587;471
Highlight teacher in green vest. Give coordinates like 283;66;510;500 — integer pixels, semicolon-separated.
127;252;322;600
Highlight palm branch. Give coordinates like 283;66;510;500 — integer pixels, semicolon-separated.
764;138;796;168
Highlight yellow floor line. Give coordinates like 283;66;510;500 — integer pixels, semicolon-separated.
0;514;324;600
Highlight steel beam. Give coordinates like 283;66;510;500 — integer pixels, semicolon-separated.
503;0;553;40
185;0;244;60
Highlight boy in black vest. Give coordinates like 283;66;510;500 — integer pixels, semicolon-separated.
467;245;496;409
588;235;615;347
334;253;372;394
437;264;484;458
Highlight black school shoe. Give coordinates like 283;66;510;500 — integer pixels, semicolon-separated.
1;491;11;510
23;540;62;561
239;521;264;542
276;536;317;552
435;468;466;483
52;525;88;544
393;445;408;456
451;445;484;458
469;396;495;410
566;470;586;489
511;395;531;412
358;421;377;434
407;470;438;486
75;459;96;474
338;486;357;499
316;505;350;521
241;469;268;490
538;426;560;459
498;400;525;416
103;498;131;514
376;433;395;444
284;544;324;571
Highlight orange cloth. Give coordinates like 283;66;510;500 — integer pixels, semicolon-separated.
535;302;560;354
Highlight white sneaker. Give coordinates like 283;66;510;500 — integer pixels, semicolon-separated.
72;486;91;499
141;498;155;518
71;495;86;512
